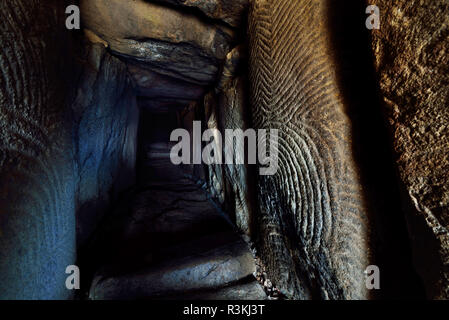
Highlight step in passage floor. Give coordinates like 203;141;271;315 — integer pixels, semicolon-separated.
87;179;266;300
89;232;258;300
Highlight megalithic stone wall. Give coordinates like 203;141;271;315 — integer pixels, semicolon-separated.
0;1;139;299
0;0;76;299
248;0;372;299
369;0;449;299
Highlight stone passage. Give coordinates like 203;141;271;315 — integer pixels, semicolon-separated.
87;110;266;300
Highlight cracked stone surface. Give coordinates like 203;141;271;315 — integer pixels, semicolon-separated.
80;0;234;86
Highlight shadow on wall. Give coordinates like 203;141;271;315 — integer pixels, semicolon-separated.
72;42;139;248
0;0;140;299
326;0;425;299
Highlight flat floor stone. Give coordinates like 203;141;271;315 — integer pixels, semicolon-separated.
89;232;256;300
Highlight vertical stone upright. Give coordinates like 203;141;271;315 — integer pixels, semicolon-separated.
0;0;76;299
370;0;449;299
0;1;140;299
248;0;372;299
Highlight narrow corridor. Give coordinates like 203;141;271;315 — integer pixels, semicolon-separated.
87;109;266;300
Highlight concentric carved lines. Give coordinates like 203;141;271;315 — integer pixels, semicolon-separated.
0;1;75;299
249;0;370;298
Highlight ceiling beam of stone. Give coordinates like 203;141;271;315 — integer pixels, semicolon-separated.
80;0;236;91
152;0;249;27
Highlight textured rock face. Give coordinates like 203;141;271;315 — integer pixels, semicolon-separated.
248;0;372;299
0;1;140;298
7;0;449;302
80;0;234;86
370;0;449;299
203;46;255;234
157;0;249;27
71;42;139;247
0;0;76;299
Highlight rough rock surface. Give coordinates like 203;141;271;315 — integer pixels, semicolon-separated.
0;1;140;298
157;0;249;27
0;0;76;299
203;45;255;235
248;0;372;299
71;42;139;247
80;0;234;85
370;0;449;299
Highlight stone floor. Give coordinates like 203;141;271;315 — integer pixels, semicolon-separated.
87;111;266;300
